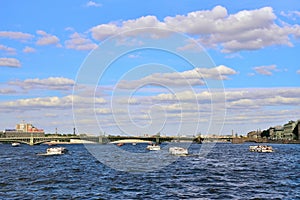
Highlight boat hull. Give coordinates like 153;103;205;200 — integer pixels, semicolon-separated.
38;147;68;156
249;145;274;153
146;145;161;151
169;147;188;156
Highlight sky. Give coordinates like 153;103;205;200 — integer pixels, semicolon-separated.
0;0;300;136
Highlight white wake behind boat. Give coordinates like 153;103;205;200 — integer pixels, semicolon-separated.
38;147;68;156
169;147;188;156
11;142;20;147
249;145;274;153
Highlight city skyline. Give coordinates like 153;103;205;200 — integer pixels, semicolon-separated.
0;1;300;136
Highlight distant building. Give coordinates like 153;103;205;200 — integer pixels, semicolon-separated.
269;126;284;140
3;122;45;137
248;120;300;141
247;130;261;139
0;130;4;138
292;121;300;140
275;126;284;140
283;120;297;140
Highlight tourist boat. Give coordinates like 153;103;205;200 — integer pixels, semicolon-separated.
38;147;68;156
249;145;274;153
169;147;188;156
146;144;161;151
11;142;20;147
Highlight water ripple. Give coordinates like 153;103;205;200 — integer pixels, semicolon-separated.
0;143;299;199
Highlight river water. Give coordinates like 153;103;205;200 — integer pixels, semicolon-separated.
0;143;299;199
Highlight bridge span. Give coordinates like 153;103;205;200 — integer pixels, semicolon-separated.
0;135;233;145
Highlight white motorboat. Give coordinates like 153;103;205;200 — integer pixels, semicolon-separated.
249;145;274;153
11;142;20;147
146;144;161;151
169;147;188;156
38;147;68;156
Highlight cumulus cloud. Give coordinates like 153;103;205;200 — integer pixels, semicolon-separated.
0;44;16;55
1;87;299;134
9;77;75;90
280;11;300;20
36;30;61;47
22;46;36;53
0;58;21;68
86;1;102;7
89;6;300;53
0;95;106;111
90;16;167;41
65;32;98;50
224;88;300;109
117;65;237;89
0;88;17;94
1;96;71;110
150;87;300;107
177;38;205;52
253;65;278;76
111;88;300;134
0;31;34;41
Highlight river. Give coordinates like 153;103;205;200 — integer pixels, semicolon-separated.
0;143;299;199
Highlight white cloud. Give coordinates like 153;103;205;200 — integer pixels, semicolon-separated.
297;70;300;74
1;96;71;109
0;44;16;55
65;32;98;51
128;53;140;59
117;65;237;89
0;95;106;111
0;88;16;94
1;87;299;135
86;1;102;7
36;30;61;47
89;6;300;53
90;23;118;41
177;38;205;52
0;31;34;41
117;71;204;89
280;11;300;20
65;27;75;32
110;87;300;135
150;88;300;107
22;46;36;53
0;58;21;68
153;90;199;102
9;77;75;90
225;88;300;110
197;65;237;80
116;97;141;105
253;65;278;76
90;16;167;41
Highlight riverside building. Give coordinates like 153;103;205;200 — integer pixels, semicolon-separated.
1;122;45;137
248;120;300;141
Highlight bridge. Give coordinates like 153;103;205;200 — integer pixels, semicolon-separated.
0;135;234;146
0;136;82;146
0;135;191;145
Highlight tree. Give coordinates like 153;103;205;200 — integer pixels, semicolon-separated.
261;130;270;138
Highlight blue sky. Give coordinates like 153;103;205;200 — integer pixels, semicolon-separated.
0;0;300;136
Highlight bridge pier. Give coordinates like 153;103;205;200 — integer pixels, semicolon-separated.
29;134;34;146
156;136;160;144
98;136;103;144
